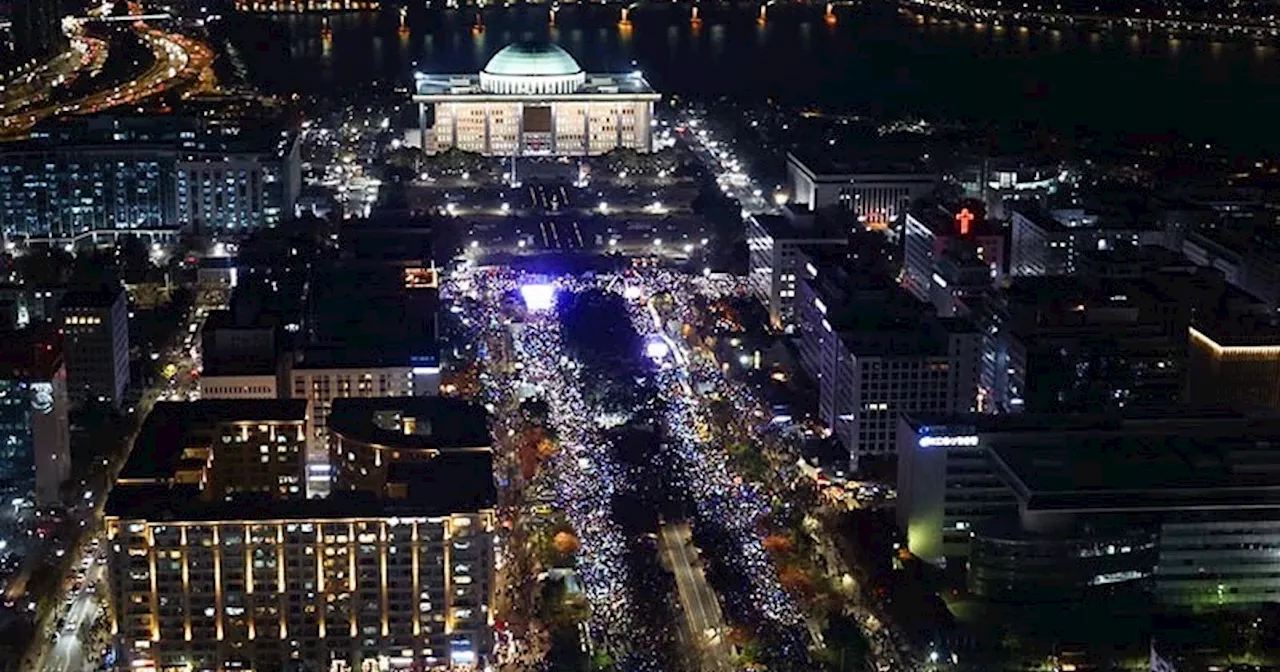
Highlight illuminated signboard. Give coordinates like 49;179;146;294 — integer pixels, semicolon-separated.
403;267;439;289
31;383;53;414
918;435;979;448
955;207;975;236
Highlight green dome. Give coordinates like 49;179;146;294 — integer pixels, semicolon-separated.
482;42;582;77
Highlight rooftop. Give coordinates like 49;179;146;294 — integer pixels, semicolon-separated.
787;148;935;178
329;397;491;452
60;284;124;309
483;42;581;77
908;202;1001;237
1191;314;1280;348
0;325;61;379
986;415;1280;512
105;479;496;522
415;43;656;98
118;400;308;481
12;115;296;158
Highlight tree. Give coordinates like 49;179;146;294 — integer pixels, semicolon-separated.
763;534;796;555
821;613;870;672
552;531;581;556
778;564;815;597
426;147;489;177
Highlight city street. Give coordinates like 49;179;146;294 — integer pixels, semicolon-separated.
46;558;107;672
659;522;730;672
21;291;209;672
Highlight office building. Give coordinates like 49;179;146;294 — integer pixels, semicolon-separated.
793;234;899;391
291;353;421;496
1004;276;1188;414
0;283;65;330
0;326;70;505
954;159;1069;221
746;212;847;329
1010;206;1169;277
412;42;659;156
9;0;65;67
899;410;1280;608
982;411;1280;607
1182;221;1280;310
785;150;937;228
896;415;1020;563
1188;315;1280;412
59;285;130;409
105;397;495;672
328;397;492;496
902;203;1003;303
199;308;284;401
0;116;300;244
292;253;442;498
805;287;981;469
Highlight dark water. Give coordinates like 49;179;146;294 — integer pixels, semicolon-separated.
226;3;1280;152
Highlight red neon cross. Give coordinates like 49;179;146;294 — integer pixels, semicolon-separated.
956;208;975;236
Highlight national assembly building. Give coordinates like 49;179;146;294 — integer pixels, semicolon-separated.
411;42;659;156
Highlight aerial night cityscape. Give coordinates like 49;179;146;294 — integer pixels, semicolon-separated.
4;0;1280;671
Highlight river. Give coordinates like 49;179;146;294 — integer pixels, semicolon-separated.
222;2;1280;153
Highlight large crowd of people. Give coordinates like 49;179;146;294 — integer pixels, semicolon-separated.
447;266;810;669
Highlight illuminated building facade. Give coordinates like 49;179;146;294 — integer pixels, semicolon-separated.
786;151;937;229
232;0;377;11
412;42;659;156
1009;206;1168;277
0;117;300;244
106;398;496;671
902;203;1003;303
1188;321;1280;411
899;411;1280;608
0;326;70;505
746;213;848;329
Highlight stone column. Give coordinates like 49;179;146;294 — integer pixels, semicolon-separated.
646;100;655;152
550;103;558;155
418;103;427;151
582;105;590;155
484;103;492;154
615;103;623;150
450;105;458;150
516;102;524;156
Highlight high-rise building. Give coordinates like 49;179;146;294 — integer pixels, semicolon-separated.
0;116;300;244
898;409;1280;608
785;150;937;229
59;285;130;409
9;0;65;67
902;203;1004;303
0;326;70;505
1003;276;1188;414
798;284;981;469
104;398;496;672
412;42;659;156
1009;206;1170;277
746;212;848;329
1188;315;1280;411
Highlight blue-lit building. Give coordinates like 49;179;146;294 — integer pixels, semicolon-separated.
0;116;301;245
0;327;71;506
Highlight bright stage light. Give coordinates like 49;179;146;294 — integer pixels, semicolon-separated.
520;284;557;312
645;339;670;360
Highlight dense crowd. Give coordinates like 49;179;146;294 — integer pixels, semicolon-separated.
447;266;808;670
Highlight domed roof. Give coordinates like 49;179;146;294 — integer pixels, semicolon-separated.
482;42;583;78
